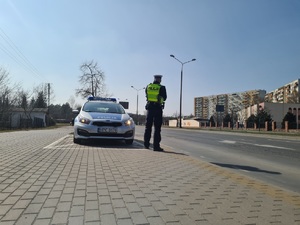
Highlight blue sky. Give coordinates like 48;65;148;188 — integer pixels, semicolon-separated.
0;0;299;116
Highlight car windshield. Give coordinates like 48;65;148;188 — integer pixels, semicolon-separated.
82;101;125;114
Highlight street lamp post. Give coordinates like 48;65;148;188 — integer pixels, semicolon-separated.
170;54;196;128
131;86;145;125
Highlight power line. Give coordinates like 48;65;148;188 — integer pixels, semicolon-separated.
0;41;43;82
0;28;41;75
0;26;47;82
0;42;44;82
0;43;28;70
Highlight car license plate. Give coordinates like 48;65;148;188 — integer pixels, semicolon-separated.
98;127;117;133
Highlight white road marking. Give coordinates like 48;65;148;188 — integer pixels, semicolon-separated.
253;144;295;150
44;137;148;151
219;140;237;144
44;136;69;149
220;140;295;151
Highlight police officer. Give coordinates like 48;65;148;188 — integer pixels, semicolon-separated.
144;74;167;151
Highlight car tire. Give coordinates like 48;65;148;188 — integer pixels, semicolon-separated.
73;137;81;144
125;139;134;145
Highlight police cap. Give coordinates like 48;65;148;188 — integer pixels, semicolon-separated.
154;74;163;79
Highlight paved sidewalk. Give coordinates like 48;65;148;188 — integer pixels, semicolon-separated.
0;127;300;225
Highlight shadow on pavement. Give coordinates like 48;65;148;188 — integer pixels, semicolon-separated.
211;162;281;175
161;151;188;156
77;139;138;149
134;140;188;156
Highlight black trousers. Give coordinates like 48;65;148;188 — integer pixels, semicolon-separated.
144;108;163;149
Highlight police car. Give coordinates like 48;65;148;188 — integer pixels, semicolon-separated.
73;96;135;145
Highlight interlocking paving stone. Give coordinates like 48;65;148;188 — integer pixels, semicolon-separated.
100;214;117;225
0;205;12;216
37;207;55;219
16;214;36;225
1;208;24;221
69;216;84;225
51;211;68;224
12;199;31;209
0;127;300;224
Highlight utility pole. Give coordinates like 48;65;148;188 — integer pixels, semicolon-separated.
47;83;50;106
131;86;145;125
91;74;95;96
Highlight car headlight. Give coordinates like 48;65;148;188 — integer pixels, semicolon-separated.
78;116;91;124
124;119;133;126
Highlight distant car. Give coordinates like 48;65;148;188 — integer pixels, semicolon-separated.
73;97;135;145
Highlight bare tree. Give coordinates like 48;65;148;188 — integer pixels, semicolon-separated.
68;95;82;110
0;68;10;117
0;67;20;128
33;85;48;108
14;84;47;125
0;67;8;86
14;89;33;121
75;60;110;98
68;95;76;109
237;108;247;127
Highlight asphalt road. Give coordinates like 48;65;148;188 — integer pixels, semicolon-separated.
135;126;300;194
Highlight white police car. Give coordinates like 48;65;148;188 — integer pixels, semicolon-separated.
73;97;135;145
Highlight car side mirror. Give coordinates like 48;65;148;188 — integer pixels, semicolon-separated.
72;109;79;114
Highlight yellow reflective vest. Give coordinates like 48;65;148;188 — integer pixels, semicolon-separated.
146;83;164;104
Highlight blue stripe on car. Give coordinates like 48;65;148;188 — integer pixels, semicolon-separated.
89;113;122;120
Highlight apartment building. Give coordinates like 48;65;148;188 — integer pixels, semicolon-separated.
194;79;299;128
194;90;266;120
265;79;299;103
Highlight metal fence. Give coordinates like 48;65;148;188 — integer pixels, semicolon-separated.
0;116;45;129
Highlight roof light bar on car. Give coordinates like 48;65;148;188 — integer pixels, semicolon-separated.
87;96;117;102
